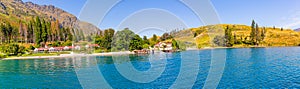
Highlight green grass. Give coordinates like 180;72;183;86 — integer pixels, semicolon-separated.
18;51;71;57
21;53;58;57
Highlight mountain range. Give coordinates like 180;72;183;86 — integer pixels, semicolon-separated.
294;28;300;32
0;0;100;34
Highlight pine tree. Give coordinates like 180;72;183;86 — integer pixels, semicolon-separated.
26;21;34;43
143;36;149;45
234;33;237;44
250;20;256;44
255;23;260;45
225;26;234;47
261;27;266;40
152;34;157;42
34;17;42;45
41;19;48;45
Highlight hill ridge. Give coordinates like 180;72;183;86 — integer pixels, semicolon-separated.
0;0;100;34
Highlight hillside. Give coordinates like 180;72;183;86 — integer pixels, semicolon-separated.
0;0;99;34
173;24;300;48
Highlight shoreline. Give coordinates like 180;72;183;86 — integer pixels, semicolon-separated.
2;51;135;60
2;46;300;60
190;45;300;50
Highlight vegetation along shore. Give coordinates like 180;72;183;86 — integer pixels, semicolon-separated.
0;0;300;59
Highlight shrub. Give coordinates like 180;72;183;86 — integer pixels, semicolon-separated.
95;49;104;53
29;45;35;50
1;43;27;56
62;40;72;46
0;54;7;58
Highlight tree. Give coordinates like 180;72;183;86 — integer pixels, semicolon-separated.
261;27;266;41
111;28;135;51
250;20;256;44
152;34;157;42
34;17;42;45
7;22;14;43
0;23;8;43
143;36;149;45
65;28;73;41
129;35;143;51
172;39;179;50
19;21;26;43
142;44;149;49
161;33;173;41
225;26;234;47
233;33;237;44
1;43;26;56
41;19;48;45
103;28;115;50
255;23;261;44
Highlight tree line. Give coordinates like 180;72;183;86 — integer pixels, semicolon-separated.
0;16;182;55
94;28;153;52
0;17;79;47
214;20;267;47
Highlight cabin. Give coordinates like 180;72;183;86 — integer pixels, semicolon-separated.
34;48;48;52
33;44;101;53
154;42;173;51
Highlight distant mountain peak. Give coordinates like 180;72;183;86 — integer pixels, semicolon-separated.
295;28;300;32
0;0;100;34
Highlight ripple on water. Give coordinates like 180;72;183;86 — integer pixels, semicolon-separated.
1;47;300;88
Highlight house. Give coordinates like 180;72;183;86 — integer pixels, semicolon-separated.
75;46;81;50
34;45;79;53
34;48;48;52
154;42;173;51
33;44;100;53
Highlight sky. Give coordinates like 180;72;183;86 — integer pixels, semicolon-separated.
22;0;300;36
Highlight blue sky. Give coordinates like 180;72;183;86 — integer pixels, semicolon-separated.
22;0;300;31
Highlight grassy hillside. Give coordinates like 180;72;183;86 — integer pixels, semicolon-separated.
173;24;300;48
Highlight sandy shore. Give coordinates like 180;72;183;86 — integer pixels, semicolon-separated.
2;51;135;60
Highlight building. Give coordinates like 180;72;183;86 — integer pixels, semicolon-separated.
33;44;100;53
154;42;173;51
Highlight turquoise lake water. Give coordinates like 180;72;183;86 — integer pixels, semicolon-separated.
1;47;300;88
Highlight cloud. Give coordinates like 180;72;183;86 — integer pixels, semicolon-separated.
283;10;300;29
284;21;300;29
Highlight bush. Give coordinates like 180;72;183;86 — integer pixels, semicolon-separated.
62;40;73;46
111;47;118;52
44;50;49;54
29;45;35;50
0;54;7;58
95;49;104;53
1;43;27;56
50;41;61;47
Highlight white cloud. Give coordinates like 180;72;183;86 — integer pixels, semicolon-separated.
284;21;300;29
282;10;300;29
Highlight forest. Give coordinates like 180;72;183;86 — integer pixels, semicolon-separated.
0;16;181;57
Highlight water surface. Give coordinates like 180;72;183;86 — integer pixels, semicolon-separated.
1;47;300;88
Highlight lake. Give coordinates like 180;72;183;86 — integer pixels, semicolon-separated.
1;47;300;88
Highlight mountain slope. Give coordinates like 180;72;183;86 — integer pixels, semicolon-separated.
0;0;99;34
173;24;300;48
